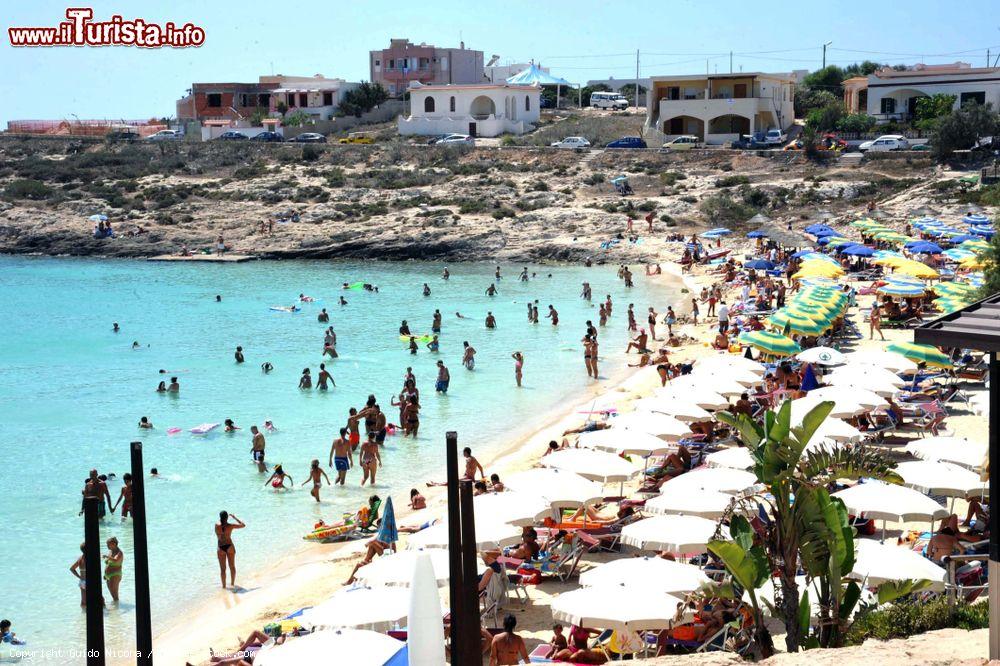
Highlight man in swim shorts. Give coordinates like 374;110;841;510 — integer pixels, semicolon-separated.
328;428;354;485
81;469;112;518
346;408;362;449
250;426;267;473
435;361;450;394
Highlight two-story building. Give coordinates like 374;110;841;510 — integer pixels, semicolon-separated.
176;74;359;123
843;62;1000;123
262;75;359;120
644;72;797;145
398;82;539;137
370;39;484;96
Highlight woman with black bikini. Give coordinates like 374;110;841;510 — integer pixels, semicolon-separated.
215;511;245;589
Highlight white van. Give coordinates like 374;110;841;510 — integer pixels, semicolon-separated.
590;92;629;110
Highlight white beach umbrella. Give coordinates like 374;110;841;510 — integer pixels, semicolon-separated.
632;398;713;422
254;628;403;666
551;586;692;631
849;539;947;591
828;366;906;388
580;556;711;594
473;491;552;526
620;515;719;553
706;447;754;470
651;387;729;410
298;586;445;631
668;374;747;398
832;480;948;523
791;394;866;420
542;448;641;483
809;386;887;410
691;367;764;387
355;549;482;588
406;519;521;550
810;418;863;443
905;437;987;471
504;468;604;508
660;467;757;494
696;355;766;375
645;488;734;519
797;347;846;366
578;429;675;457
844;350;918;373
609;412;693;441
895;461;987;499
825;377;902;398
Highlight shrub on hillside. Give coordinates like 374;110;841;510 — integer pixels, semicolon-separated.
846;599;987;645
715;175;750;188
4;179;52;200
699;192;756;224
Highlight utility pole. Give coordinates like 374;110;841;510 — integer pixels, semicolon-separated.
730;51;733;74
823;41;832;69
635;49;640;110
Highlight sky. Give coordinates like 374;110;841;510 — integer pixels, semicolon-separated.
2;0;999;124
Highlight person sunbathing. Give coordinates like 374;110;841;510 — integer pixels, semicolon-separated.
567;504;634;524
563;422;610;435
928;515;970;564
712;332;729;350
506;529;541;560
626;329;649;354
344;536;396;584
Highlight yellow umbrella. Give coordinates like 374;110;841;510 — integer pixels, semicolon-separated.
960;256;985;269
873;255;907;267
892;262;938;279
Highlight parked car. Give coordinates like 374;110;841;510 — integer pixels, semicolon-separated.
731;133;768;149
590;92;629;110
251;131;284;143
660;135;702;151
337;135;374;144
146;129;181;142
859;135;909;152
106;129;140;143
216;131;248;141
606;136;647;149
763;128;787;145
550;136;591;150
436;134;475;146
288;133;327;143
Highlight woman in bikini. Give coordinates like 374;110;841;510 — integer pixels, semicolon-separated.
215;511;245;589
359;434;382;486
402;398;420;438
263;464;293;490
512;352;524;387
103;536;124;602
301;459;331;502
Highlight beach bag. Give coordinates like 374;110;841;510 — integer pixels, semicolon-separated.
516;567;541;585
670;625;698;641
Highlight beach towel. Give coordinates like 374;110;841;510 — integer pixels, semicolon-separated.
375;496;398;545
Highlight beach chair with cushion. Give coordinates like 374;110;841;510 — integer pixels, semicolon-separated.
480;562;510;628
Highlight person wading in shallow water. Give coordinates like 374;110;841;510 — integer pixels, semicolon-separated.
215;511;245;589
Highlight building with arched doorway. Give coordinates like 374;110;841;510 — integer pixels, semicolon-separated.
644;71;798;145
398;82;540;137
844;62;1000;124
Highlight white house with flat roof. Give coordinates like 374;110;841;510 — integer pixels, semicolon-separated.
644;72;796;145
843;62;1000;123
398;82;540;137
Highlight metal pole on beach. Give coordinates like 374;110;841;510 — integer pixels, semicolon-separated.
989;354;999;660
445;432;467;664
130;442;153;665
84;497;106;666
459;479;482;649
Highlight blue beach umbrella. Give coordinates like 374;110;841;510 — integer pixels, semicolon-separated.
971;226;995;238
964;214;991;225
812;228;840;238
841;244;875;257
906;241;943;254
800;364;819;392
88;214;108;222
948;234;978;244
747;230;768;238
805;224;835;235
744;259;775;270
791;250;815;259
876;282;926;297
943;248;975;261
375;496;398;546
872;249;903;260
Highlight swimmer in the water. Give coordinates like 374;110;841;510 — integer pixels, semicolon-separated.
150;468;161;478
486;283;498;296
299;368;312;389
224;419;240;432
264;464;292;490
317;363;335;390
442;268;450;280
167;377;179;392
318;308;329;323
264;420;276;432
423;283;431;297
485;312;497;329
399;320;411;336
409;336;418;355
339;296;347;306
455;312;467;319
113;322;120;333
261;362;273;373
138;416;153;429
302;459;330;502
156;381;166;392
215;295;222;302
427;335;439;352
462;341;477;370
132;341;140;349
234;346;244;363
299;293;314;302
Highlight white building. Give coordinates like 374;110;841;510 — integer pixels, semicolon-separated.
262;75;360;120
644;72;796;145
398;82;540;137
843;62;1000;123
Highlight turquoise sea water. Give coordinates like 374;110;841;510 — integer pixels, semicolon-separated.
0;256;673;661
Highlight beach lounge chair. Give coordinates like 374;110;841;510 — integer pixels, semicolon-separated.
356;497;382;534
499;532;591;583
480;561;511;627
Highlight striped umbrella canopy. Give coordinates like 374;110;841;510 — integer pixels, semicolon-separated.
794;291;848;309
933;282;977;297
797;252;841;264
794;260;845;277
968;272;985;287
785;303;839;322
892;262;939;279
873;249;904;260
798;277;839;288
970;226;995;238
739;330;802;356
961;239;990;252
935;298;972;314
850;218;881;229
768;310;829;336
943;248;976;262
882;274;926;287
876;282;926;297
886;342;953;368
963;214;991;225
960;256;986;269
872;231;912;244
874;255;908;267
797;286;849;301
817;235;851;247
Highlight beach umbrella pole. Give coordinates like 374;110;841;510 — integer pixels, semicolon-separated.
445;432;467;663
130;441;153;666
990;355;1000;660
84;497;106;666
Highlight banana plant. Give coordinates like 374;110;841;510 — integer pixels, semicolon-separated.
712;399;908;653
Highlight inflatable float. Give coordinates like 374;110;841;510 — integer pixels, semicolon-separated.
270;306;300;313
189;423;219;434
399;334;434;343
303;518;356;543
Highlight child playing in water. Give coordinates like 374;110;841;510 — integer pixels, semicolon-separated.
302;460;330;502
264;465;293;490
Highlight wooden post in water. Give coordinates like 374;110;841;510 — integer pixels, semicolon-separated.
445;432;467;664
459;479;482;650
83;496;106;666
130;442;153;665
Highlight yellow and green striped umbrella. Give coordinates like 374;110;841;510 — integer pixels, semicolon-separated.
961;239;989;252
786;302;838;320
768;311;829;337
932;282;977;297
886;342;952;368
851;218;880;229
739;330;802;357
892;261;939;279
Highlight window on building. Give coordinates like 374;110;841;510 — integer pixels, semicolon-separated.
258;93;270;108
287;93;296;107
299;93;308;107
374;59;381;66
449;96;455;112
525;95;530;111
880;97;896;115
323;92;333;106
419;57;430;70
388;59;395;69
961;91;986;107
207;93;222;108
424;96;436;113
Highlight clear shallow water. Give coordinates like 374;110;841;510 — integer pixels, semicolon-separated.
0;256;672;660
